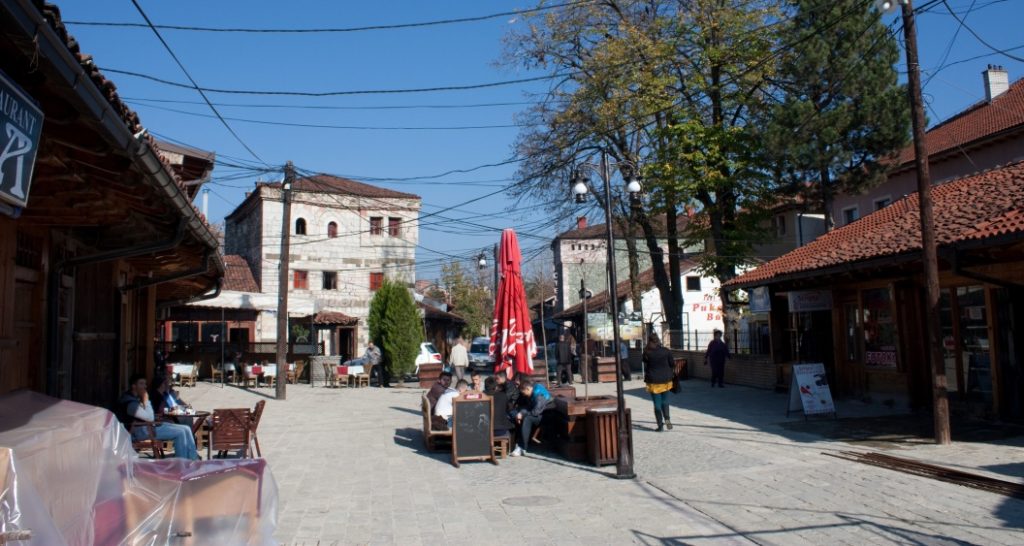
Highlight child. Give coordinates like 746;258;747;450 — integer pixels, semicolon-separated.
511;378;553;457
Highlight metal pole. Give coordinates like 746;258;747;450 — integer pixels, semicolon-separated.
539;285;550;387
275;161;295;401
220;307;225;389
581;277;589;399
601;151;635;479
901;1;950;445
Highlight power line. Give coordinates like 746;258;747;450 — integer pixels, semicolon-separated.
127;101;528;131
98;66;569;97
128;0;267;165
941;0;1024;63
66;1;593;34
123;96;538;111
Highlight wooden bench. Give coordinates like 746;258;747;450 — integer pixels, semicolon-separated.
421;393;452;451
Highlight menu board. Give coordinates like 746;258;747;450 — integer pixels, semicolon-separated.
787;363;836;417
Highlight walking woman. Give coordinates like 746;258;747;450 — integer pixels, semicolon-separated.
642;334;676;432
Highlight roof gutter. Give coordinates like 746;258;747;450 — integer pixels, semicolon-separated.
157;278;223;312
120;249;215;293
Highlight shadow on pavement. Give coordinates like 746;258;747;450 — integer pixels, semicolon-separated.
625;381;1024;449
392;427;449;462
389;405;422;417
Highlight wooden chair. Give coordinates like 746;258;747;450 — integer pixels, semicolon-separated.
185;363;198;387
130;422;165;459
421;394;452;451
208;408;252;459
262;364;277;389
287;361;305;384
494;430;511;459
354;364;371;388
249;400;266;457
321;361;336;387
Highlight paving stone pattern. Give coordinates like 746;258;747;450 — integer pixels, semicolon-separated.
184;378;1024;545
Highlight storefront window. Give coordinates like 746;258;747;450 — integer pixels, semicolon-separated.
862;288;898;370
844;303;859;362
958;286;992;402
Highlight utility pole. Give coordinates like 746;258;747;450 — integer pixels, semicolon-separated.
900;0;950;444
580;275;591;399
275;161;295;401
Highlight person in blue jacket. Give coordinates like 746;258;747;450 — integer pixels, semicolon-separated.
511;378;552;457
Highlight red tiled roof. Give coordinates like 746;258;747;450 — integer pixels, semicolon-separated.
896;78;1024;167
727;161;1024;288
36;2;220;240
222;255;259;293
267;174;420;200
418;301;465;323
555;214;688;240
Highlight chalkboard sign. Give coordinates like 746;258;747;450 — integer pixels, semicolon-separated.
451;395;496;467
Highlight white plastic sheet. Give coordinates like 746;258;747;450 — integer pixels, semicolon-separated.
0;390;278;545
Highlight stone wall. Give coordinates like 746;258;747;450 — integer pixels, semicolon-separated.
670;350;777;390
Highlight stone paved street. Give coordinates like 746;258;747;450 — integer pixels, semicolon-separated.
183;378;1024;545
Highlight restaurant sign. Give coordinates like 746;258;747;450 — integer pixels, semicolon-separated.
0;72;43;209
787;290;833;313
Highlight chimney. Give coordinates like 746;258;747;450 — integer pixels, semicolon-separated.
984;65;1009;102
576;216;587;230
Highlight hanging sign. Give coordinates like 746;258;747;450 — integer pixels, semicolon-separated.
787;290;833;313
749;287;771;314
0;72;44;209
787;363;836;417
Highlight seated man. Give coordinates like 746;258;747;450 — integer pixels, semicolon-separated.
426;371;453;415
511;378;553;457
150;374;188;416
470;370;485;393
344;341;381;367
434;379;469;428
494;372;521;420
119;373;198;460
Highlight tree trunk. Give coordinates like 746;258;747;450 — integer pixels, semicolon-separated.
821;167;835;231
623;218;643;311
665;198;683;334
636;209;676;332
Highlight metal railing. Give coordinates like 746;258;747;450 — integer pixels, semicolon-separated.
661;329;770;356
158;341;323;360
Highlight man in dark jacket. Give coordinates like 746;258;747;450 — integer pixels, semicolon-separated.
493;371;520;416
704;329;730;388
511;378;552;457
556;334;573;385
426;371;452;414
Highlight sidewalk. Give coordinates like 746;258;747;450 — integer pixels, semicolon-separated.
182;377;1024;545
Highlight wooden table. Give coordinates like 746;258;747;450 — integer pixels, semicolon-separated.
552;395;618;462
166;410;211;449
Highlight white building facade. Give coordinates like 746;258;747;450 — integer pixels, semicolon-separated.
222;175;420;359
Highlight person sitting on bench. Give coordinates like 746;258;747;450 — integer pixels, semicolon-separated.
434;379;469;428
511;378;552;457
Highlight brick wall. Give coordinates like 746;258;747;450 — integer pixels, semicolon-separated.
670;350;778;390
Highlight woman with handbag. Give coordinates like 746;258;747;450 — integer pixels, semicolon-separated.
642;334;676;432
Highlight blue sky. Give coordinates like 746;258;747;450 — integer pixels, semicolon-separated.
57;1;1024;282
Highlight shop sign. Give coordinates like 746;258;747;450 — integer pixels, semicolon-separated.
787;363;836;416
865;350;898;369
586;312;612;341
749;286;771;314
788;290;833;313
0;72;43;209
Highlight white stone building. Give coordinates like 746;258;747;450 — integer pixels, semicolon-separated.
221;174;420;359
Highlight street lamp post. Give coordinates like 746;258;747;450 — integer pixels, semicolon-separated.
571;150;640;480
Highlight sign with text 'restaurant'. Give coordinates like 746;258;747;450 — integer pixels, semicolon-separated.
0;72;43;209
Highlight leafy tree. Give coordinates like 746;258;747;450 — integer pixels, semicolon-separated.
367;278;423;380
440;261;493;338
766;0;909;229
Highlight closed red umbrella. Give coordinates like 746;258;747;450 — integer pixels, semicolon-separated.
489;229;537;379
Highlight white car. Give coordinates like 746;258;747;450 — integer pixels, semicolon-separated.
413;342;443;375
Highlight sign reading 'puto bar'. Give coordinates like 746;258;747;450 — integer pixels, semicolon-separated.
0;71;44;209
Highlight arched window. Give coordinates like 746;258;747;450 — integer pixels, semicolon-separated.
327;221;338;238
295;218;306;235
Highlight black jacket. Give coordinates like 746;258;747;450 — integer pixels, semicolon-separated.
643;346;675;384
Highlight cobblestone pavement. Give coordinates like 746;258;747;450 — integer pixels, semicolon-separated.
183;377;1024;545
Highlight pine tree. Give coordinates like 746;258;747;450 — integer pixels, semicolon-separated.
767;0;909;230
368;278;423;383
